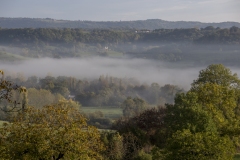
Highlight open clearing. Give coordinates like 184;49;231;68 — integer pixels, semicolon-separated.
81;106;122;119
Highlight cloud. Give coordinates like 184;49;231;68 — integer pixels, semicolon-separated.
0;0;239;23
152;6;188;13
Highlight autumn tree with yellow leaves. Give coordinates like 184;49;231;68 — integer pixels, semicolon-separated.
0;102;105;160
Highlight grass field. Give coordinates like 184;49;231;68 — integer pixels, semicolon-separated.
0;51;27;61
107;50;124;57
81;106;122;119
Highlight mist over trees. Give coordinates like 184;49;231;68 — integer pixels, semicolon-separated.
2;62;240;158
0;26;240;67
1;18;240;159
1;74;182;108
112;64;240;159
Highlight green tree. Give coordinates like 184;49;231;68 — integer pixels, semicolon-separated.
122;97;148;118
191;64;240;88
164;64;240;159
165;129;235;160
165;92;217;135
190;64;240;135
101;131;124;160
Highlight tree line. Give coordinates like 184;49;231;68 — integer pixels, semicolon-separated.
1;26;240;66
4;74;182;108
0;26;240;46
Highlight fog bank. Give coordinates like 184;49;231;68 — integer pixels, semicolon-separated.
1;57;239;89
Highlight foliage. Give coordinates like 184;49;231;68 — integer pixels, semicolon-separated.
0;70;26;114
113;107;166;159
164;64;240;159
0;102;105;160
27;88;65;108
86;111;113;129
165;129;235;160
1;26;240;66
192;64;240;88
133;150;152;160
121;97;148;118
165;92;217;135
114;107;166;146
190;64;240;136
5;74;179;107
101;131;124;160
234;154;240;160
0;70;25;103
0;27;240;47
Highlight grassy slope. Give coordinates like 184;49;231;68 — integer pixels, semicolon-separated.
0;51;27;61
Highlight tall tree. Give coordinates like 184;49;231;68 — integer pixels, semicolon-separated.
163;64;240;160
121;97;148;118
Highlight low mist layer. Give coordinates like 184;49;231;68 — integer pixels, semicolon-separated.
0;57;210;89
1;57;240;89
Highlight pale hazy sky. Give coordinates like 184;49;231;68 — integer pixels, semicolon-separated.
0;0;239;22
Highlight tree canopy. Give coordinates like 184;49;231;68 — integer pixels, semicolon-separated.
0;102;105;160
163;64;240;160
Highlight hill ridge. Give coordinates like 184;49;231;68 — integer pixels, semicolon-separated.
1;17;240;29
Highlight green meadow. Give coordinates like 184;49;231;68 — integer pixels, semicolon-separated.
81;106;122;119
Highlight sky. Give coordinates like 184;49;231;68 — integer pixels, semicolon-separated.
0;0;240;22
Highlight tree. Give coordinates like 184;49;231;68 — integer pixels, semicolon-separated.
190;64;240;135
114;107;166;147
122;97;148;118
0;102;105;160
27;88;63;108
165;129;235;160
113;107;166;159
0;70;26;112
191;64;240;88
191;83;238;134
101;131;124;160
165;92;217;136
164;93;236;159
164;64;240;159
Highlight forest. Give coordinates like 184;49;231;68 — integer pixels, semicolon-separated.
1;64;240;159
0;26;240;67
1;25;240;159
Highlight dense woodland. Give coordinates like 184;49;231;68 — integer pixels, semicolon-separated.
0;26;239;45
1;64;240;159
1;23;240;159
0;74;182;129
4;74;182;107
0;26;240;66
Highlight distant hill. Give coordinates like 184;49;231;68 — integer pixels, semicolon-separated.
0;18;240;29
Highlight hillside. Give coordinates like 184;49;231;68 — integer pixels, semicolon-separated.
0;18;240;29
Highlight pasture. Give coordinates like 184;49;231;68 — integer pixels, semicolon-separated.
81;106;122;119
